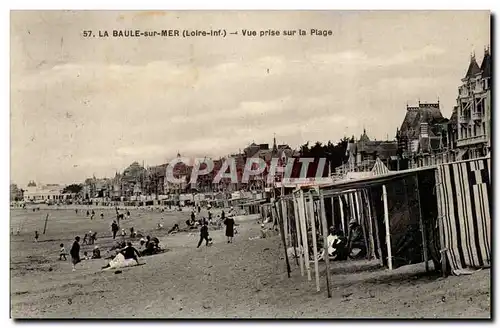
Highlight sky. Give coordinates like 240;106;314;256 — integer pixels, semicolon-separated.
10;10;490;186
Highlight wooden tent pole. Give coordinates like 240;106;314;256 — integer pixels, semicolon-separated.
331;197;334;228
370;190;384;266
414;176;429;272
290;201;299;266
293;194;304;275
276;200;291;278
299;190;312;281
308;192;320;292
319;192;332;298
339;196;345;233
282;200;289;246
356;191;369;259
435;169;448;278
42;213;49;234
363;189;376;260
382;185;393;270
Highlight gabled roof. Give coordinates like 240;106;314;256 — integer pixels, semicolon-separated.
400;102;447;139
480;49;491;78
465;55;481;78
448;107;458;126
357;140;398;160
359;129;370;143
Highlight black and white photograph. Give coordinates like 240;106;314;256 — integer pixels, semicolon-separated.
9;10;491;319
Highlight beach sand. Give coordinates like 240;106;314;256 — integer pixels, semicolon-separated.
10;207;490;318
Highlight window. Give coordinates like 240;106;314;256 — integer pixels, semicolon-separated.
483;122;486;135
473;125;477;137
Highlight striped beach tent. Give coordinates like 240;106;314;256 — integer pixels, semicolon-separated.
435;157;491;275
371;158;390;176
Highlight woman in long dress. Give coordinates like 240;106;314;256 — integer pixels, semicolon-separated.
224;215;235;243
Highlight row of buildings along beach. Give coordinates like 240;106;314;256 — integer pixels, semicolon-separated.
13;47;491;207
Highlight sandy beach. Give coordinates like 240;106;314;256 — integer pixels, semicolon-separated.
9;207;490;319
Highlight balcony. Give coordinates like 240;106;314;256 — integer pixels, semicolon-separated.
471;111;483;121
457;134;487;147
459;91;470;99
458;115;470;124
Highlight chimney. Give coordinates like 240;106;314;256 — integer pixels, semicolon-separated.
420;123;429;137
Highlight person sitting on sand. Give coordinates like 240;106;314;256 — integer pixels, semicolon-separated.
157;223;164;230
142;238;155;256
92;246;101;259
120;242;141;264
121;229;127;237
168;224;179;234
138;238;146;252
83;251;90;260
70;236;81;271
59;243;67;261
152;237;160;248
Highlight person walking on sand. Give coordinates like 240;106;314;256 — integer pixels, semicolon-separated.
111;220;119;239
224;215;235;243
197;222;210;248
70;236;81;271
34;230;39;243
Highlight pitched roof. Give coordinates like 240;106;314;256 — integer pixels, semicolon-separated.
371;158;390;175
480;49;491;78
357;140;398;160
359;129;370;143
465;56;481;78
400;103;447;139
448;107;458;126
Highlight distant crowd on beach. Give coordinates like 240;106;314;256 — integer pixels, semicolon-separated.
28;204;244;272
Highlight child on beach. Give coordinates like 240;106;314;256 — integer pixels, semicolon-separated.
83;251;90;260
59;243;67;261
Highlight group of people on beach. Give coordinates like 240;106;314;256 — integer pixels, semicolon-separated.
195;206;236;247
37;204;241;272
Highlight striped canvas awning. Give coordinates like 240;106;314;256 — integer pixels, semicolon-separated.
371;158;390;176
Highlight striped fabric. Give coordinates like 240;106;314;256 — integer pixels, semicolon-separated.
372;158;390;176
436;157;491;275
